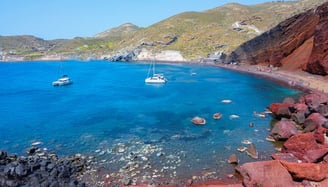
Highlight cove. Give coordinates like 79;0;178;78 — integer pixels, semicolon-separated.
0;60;301;182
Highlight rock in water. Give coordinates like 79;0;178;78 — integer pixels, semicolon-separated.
228;154;239;164
191;116;206;126
246;143;258;159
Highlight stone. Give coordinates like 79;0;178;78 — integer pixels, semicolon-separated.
246;143;258;159
303;93;328;111
191;116;206;126
304;113;328;129
318;104;328;117
271;153;300;163
302;179;328;187
0;151;7;159
313;126;328;144
15;163;27;176
291;111;306;124
293;103;309;113
302;148;328;163
324;154;328;162
228;154;239;164
268;103;292;119
283;97;295;104
281;161;328;182
0;150;89;186
282;132;320;160
237;160;295;187
270;119;298;140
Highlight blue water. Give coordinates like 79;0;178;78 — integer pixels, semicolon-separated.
0;60;301;182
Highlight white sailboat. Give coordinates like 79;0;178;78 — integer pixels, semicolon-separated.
52;61;73;86
52;74;73;86
145;60;167;84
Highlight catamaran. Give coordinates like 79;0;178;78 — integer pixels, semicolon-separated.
52;75;73;86
145;61;167;84
52;61;73;86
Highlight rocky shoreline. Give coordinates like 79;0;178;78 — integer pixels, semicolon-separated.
0;147;90;187
236;92;328;187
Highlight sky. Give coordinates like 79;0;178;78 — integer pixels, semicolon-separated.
1;0;271;40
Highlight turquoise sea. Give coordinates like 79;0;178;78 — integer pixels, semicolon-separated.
0;60;301;182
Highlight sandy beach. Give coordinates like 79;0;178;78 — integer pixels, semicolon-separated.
213;62;328;95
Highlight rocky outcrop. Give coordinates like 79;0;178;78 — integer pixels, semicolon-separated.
136;48;185;62
237;92;328;186
0;149;89;186
228;1;328;75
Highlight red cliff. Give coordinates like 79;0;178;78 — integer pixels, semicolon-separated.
228;2;328;75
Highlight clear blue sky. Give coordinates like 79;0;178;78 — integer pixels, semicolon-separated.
1;0;271;40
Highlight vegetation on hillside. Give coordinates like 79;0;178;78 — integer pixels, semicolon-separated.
0;0;326;60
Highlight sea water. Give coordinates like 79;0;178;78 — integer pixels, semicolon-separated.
0;60;301;182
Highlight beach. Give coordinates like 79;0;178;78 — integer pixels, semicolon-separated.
213;62;328;95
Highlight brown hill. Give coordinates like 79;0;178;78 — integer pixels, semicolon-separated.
228;1;328;75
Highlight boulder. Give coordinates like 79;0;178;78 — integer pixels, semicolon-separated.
271;153;300;163
302;179;328;187
283;97;296;104
270;119;298;140
318;104;328;117
281;161;328;181
293;103;309;113
302;148;328;163
301;93;328;111
191;116;206;126
237;160;295;187
305;113;328;127
314;126;328;144
246;143;258;159
282;133;320;160
324;154;328;162
268;103;293;119
291;111;306;124
228;154;239;164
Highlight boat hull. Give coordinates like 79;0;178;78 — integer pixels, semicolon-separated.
145;77;167;84
52;81;73;86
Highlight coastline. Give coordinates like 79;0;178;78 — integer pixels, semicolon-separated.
211;62;327;95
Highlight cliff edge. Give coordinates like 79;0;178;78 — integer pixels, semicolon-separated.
228;1;328;75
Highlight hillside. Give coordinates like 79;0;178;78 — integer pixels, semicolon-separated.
0;0;326;61
111;0;326;60
0;35;67;56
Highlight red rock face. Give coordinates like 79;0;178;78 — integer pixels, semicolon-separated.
228;2;328;75
306;3;328;75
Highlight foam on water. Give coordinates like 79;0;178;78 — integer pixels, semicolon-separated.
0;60;301;181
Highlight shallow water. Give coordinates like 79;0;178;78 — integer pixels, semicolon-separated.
0;60;301;182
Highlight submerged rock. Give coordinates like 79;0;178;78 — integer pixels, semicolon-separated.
228;154;239;164
191;116;206;126
213;112;222;120
246;143;258;159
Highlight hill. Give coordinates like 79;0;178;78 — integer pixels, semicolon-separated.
110;0;326;60
0;0;326;61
